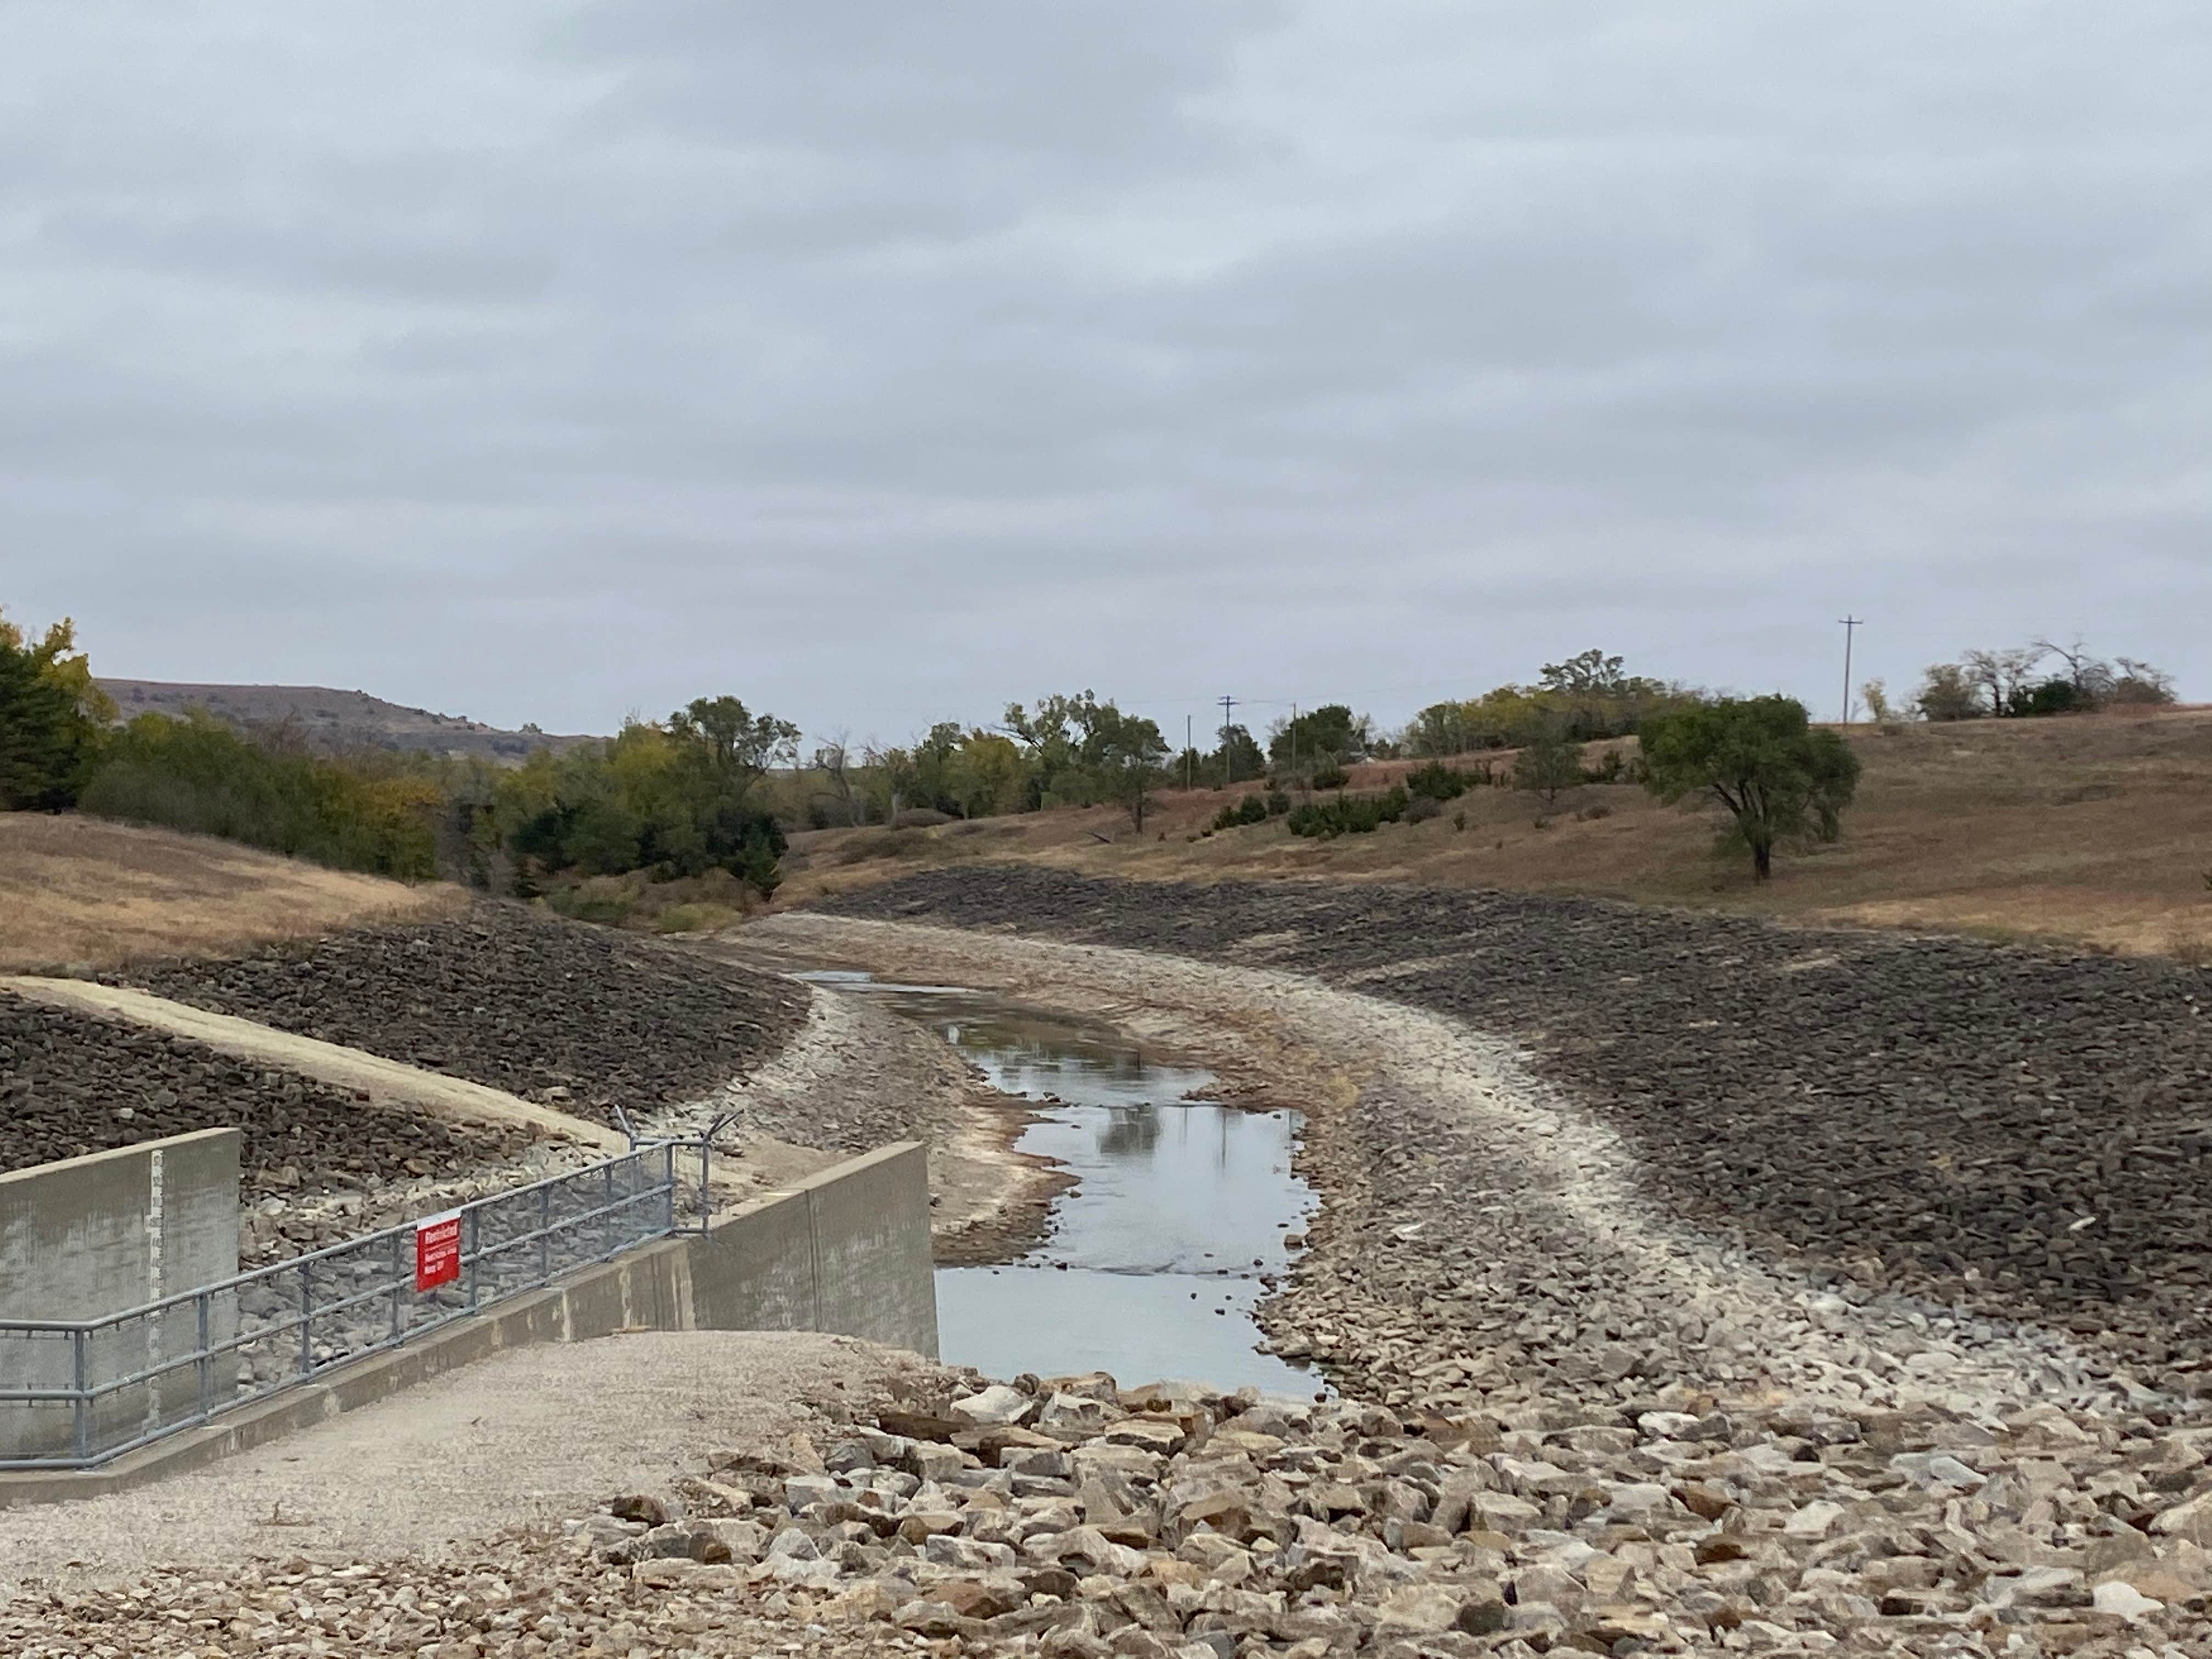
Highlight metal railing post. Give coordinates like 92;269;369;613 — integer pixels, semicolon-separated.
698;1137;712;1232
196;1293;212;1423
663;1143;676;1234
72;1328;88;1465
390;1229;404;1340
298;1263;314;1376
606;1159;617;1251
466;1208;481;1311
538;1183;551;1285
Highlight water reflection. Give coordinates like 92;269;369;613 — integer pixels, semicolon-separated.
795;972;1321;1395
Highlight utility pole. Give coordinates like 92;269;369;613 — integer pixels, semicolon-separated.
1217;695;1236;789
1838;616;1863;724
1185;714;1193;791
1290;702;1299;781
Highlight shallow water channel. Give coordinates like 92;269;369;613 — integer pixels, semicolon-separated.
797;972;1321;1396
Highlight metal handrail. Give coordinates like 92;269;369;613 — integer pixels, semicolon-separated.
0;1135;715;1470
0;1146;690;1334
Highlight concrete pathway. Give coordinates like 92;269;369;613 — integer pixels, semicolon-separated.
1;1330;925;1593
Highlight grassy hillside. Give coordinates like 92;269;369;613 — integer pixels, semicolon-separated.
779;707;2212;960
98;679;597;763
0;812;462;973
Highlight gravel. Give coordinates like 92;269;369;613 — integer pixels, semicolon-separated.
118;900;809;1121
817;870;2212;1386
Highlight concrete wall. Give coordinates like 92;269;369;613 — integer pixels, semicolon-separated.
0;1130;240;1460
0;1137;935;1498
687;1142;939;1359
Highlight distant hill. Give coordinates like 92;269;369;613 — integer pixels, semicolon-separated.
97;680;599;764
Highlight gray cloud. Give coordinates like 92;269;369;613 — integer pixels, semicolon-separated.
4;0;2208;746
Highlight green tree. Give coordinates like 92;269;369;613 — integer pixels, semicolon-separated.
1078;704;1169;830
1407;658;1686;754
1511;719;1583;803
946;730;1025;818
1405;701;1474;757
1003;692;1092;806
492;699;794;898
667;696;800;789
1539;648;1631;697
1640;696;1861;882
1267;704;1362;774
1912;663;1982;721
0;612;110;810
1207;723;1266;787
81;711;442;878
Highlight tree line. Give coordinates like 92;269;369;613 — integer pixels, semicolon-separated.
1888;638;2176;723
4;606;2186;899
818;653;1689;833
1;608;798;901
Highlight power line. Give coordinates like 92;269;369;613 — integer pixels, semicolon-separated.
1838;616;1863;724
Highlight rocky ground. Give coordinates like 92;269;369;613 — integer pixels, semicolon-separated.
21;1361;2206;1657
0;991;535;1260
817;871;2212;1393
15;868;2212;1657
557;1365;2212;1658
119;900;808;1123
10;896;1041;1267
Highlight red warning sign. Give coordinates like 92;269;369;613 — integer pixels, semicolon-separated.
414;1212;462;1291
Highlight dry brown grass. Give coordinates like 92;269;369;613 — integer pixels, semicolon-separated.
780;707;2212;960
0;813;464;973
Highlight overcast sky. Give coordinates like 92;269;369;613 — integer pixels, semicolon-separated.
4;2;2207;746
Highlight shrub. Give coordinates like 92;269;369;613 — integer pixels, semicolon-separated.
890;807;953;829
652;903;744;935
1403;794;1443;823
1265;789;1290;816
1308;763;1350;791
1576;803;1613;821
1209;793;1271;832
2016;678;2092;718
1452;810;1466;831
547;887;636;926
1286;785;1408;839
1405;761;1471;803
2111;658;2177;706
1580;748;1626;785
